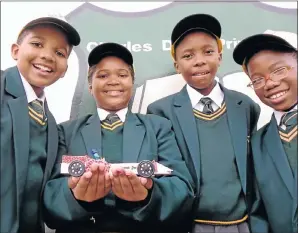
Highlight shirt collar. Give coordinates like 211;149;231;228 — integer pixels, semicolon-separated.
97;107;128;122
19;71;46;104
186;82;224;108
274;105;298;125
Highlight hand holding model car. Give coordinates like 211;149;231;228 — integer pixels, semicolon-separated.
61;153;173;202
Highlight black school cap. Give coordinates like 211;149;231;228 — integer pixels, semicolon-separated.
18;17;81;46
233;33;297;72
171;14;222;59
88;42;133;67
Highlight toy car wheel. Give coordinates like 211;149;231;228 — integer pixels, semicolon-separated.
68;160;85;177
137;160;155;178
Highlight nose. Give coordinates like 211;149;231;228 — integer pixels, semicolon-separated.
40;48;54;62
193;54;206;67
107;75;120;85
264;78;280;91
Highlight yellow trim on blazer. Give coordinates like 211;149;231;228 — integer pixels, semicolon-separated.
101;122;124;131
193;104;226;121
194;214;248;225
102;120;122;128
279;126;298;142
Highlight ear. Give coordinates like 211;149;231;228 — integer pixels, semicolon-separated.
11;43;20;61
218;52;223;67
174;61;181;74
88;82;93;95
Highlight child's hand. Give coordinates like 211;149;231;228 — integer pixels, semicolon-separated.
68;163;111;202
109;166;153;202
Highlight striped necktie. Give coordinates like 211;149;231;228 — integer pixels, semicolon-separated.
103;113;120;124
280;111;297;130
28;99;47;125
200;97;214;114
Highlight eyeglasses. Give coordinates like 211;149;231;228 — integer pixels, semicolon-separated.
247;66;295;89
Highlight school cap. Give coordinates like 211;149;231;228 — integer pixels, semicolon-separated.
88;42;133;67
18;17;81;46
171;14;223;59
233;33;297;71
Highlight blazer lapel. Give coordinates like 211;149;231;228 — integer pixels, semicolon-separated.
173;87;201;185
5;66;30;223
41;102;58;189
122;113;145;162
265;116;294;197
223;87;248;194
81;114;103;158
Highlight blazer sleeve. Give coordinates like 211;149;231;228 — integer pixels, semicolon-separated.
42;124;89;229
249;177;271;233
121;117;194;227
247;128;271;233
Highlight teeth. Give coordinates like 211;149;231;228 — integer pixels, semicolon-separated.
194;72;209;76
270;91;287;99
106;91;122;95
34;64;52;72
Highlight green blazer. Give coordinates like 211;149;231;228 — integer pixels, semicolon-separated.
43;112;194;233
147;84;269;232
251;115;297;233
0;66;58;233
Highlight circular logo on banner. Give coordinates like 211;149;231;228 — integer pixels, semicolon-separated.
88;2;173;13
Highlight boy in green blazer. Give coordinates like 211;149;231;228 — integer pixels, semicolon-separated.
147;14;267;233
1;17;80;233
233;33;297;233
43;42;194;233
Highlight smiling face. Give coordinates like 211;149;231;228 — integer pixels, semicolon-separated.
174;31;222;95
247;50;297;111
11;25;70;96
88;56;133;112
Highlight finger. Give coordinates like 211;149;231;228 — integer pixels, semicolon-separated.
111;170;124;195
85;164;99;197
73;171;92;198
126;171;146;194
68;176;80;189
96;163;106;197
104;171;112;193
119;171;134;196
139;177;153;190
111;166;125;176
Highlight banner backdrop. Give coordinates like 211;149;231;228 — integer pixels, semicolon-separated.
1;2;297;129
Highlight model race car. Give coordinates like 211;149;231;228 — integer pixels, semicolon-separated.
61;155;173;178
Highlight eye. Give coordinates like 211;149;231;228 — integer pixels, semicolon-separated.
205;49;215;55
56;50;66;58
252;77;264;84
119;74;128;78
98;74;108;79
273;67;286;75
182;53;193;59
31;42;42;48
